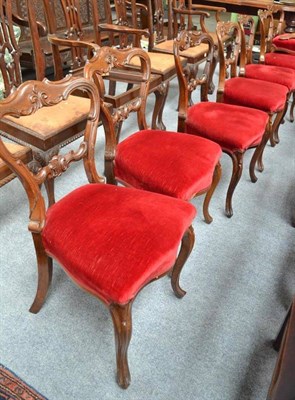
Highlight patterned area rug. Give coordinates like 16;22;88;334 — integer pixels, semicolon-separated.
0;364;47;400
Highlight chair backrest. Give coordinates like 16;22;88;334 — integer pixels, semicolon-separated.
0;75;102;232
216;21;245;102
0;0;23;97
258;6;284;62
83;45;151;182
173;29;215;132
237;14;257;65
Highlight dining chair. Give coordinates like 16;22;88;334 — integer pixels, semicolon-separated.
99;0;187;130
216;21;289;150
237;14;295;137
174;29;271;218
0;0;93;205
0;75;196;389
84;44;222;224
258;8;295;123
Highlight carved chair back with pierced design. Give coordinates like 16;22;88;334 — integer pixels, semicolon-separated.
84;45;151;183
215;21;245;102
173;29;215;132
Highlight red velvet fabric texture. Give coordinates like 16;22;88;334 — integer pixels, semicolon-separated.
223;77;288;112
265;53;295;70
185;102;269;152
244;64;295;91
273;36;295;52
42;184;196;305
114;130;222;200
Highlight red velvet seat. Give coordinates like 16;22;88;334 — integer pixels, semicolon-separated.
244;64;295;91
185;102;269;152
84;46;222;224
223;77;288;113
42;183;196;304
272;35;295;53
114;130;222;201
265;53;295;70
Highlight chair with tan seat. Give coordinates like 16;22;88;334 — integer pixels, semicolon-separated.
0;75;196;389
0;0;93;205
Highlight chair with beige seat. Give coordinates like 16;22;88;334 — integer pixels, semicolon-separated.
0;0;92;205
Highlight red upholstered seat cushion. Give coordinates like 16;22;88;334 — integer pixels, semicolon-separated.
223;77;288;113
185;102;269;152
273;35;295;52
244;64;295;91
265;53;295;70
114;130;222;200
42;184;196;305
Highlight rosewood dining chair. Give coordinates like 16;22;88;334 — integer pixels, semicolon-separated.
238;14;295;133
174;29;271;218
0;0;94;205
84;44;222;224
0;75;196;389
258;8;295;123
215;21;289;150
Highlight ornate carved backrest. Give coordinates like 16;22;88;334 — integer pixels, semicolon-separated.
42;0;106;78
112;0;143;48
258;7;285;61
0;76;102;233
216;21;244;101
0;0;22;97
173;29;215;132
83;46;151;181
238;14;256;65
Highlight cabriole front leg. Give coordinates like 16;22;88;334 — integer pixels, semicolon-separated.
225;151;243;218
110;302;133;389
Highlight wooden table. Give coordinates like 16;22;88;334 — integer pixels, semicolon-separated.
193;0;295;32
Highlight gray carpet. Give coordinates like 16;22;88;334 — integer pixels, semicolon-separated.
0;75;294;400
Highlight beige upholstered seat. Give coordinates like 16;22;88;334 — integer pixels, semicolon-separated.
0;142;32;185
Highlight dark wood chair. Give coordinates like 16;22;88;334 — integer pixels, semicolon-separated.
41;0;165;133
0;74;196;389
99;0;186;130
174;29;272;218
84;45;222;223
258;8;295;123
267;297;295;400
149;0;226;93
216;21;289;153
0;0;95;205
238;14;295;134
11;0;108;77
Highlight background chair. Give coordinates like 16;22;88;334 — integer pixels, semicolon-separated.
216;21;289;150
84;45;222;224
237;14;295;137
0;75;196;389
0;0;94;205
258;8;295;123
174;29;271;218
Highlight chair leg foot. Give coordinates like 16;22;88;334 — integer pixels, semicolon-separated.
203;162;222;224
110;302;132;389
171;226;195;298
225;152;243;218
30;234;52;314
249;127;270;183
225;152;244;218
152;82;169;130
